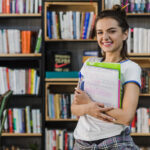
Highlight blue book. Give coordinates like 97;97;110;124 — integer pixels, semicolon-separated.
47;11;52;39
83;12;90;39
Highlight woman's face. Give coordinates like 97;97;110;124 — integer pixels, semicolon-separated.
96;17;128;54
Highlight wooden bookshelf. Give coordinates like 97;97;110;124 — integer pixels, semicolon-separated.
1;133;42;136
44;2;98;41
0;54;42;57
129;53;150;56
0;13;41;17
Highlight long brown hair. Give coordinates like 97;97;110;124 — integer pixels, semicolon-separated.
95;5;129;60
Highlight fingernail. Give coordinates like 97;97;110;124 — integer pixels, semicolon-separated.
113;119;116;121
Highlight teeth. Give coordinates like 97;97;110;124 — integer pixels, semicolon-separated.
103;43;111;45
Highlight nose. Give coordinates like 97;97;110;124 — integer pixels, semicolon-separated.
102;32;109;40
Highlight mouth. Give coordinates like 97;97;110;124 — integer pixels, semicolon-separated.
102;42;113;47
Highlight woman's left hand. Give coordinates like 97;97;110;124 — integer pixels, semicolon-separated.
74;87;92;104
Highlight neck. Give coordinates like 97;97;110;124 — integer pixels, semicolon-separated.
103;53;123;63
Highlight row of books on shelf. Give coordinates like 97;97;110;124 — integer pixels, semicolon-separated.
131;107;150;133
127;27;150;53
0;29;42;54
0;67;40;95
1;106;41;134
47;93;76;119
140;148;150;150
105;0;150;13
45;129;74;150
0;0;42;14
141;69;150;93
47;11;96;40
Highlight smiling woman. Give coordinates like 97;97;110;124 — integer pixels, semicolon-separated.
71;4;141;150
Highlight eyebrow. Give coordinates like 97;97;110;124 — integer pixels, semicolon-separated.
96;27;117;31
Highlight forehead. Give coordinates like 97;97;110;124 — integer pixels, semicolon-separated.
96;17;120;30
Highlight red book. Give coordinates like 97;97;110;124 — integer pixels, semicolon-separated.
131;115;136;133
64;131;68;150
8;109;13;133
52;130;56;150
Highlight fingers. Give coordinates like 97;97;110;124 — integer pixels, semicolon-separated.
100;113;115;122
99;107;114;112
75;87;82;93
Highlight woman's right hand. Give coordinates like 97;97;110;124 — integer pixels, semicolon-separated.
86;101;115;122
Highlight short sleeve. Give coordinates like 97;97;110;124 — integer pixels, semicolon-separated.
122;62;141;87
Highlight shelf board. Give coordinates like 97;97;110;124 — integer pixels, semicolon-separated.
45;38;97;42
0;53;42;57
129;53;150;56
1;133;42;136
140;93;150;96
0;13;41;17
46;118;78;121
131;133;150;136
45;78;78;82
127;13;150;16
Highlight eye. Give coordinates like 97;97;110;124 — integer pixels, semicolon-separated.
97;31;103;35
109;30;116;33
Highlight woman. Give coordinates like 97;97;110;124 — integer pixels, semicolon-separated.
71;5;141;150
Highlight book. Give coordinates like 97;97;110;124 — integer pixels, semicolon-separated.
83;61;121;108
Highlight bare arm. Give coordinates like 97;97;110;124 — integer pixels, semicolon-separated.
71;87;114;122
106;82;140;126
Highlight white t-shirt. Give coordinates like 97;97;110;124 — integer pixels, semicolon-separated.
74;57;141;141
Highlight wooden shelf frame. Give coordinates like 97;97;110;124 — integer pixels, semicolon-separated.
131;133;150;136
45;79;78;120
0;13;41;17
44;2;98;41
1;133;42;136
0;53;42;57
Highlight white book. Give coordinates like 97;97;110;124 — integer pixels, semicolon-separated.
3;109;8;132
52;11;57;39
26;0;30;13
133;27;139;53
19;0;24;14
30;0;34;13
143;28;148;53
36;109;41;133
141;108;149;133
2;30;7;54
32;109;37;133
84;63;120;108
8;30;13;54
0;67;6;94
14;30;21;53
59;11;64;39
0;30;3;53
12;0;16;13
34;0;38;13
13;108;20;133
137;108;142;133
76;11;81;39
138;28;143;54
0;0;2;13
69;11;73;39
147;29;150;53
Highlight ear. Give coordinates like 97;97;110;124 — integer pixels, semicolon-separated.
123;29;129;41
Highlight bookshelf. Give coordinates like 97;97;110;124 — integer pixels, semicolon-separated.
43;1;99;149
0;2;43;150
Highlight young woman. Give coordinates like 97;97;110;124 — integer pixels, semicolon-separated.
71;5;141;150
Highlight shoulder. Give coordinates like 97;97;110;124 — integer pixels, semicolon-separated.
121;60;141;87
121;59;141;73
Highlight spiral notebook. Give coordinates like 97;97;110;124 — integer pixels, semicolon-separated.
84;61;121;108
